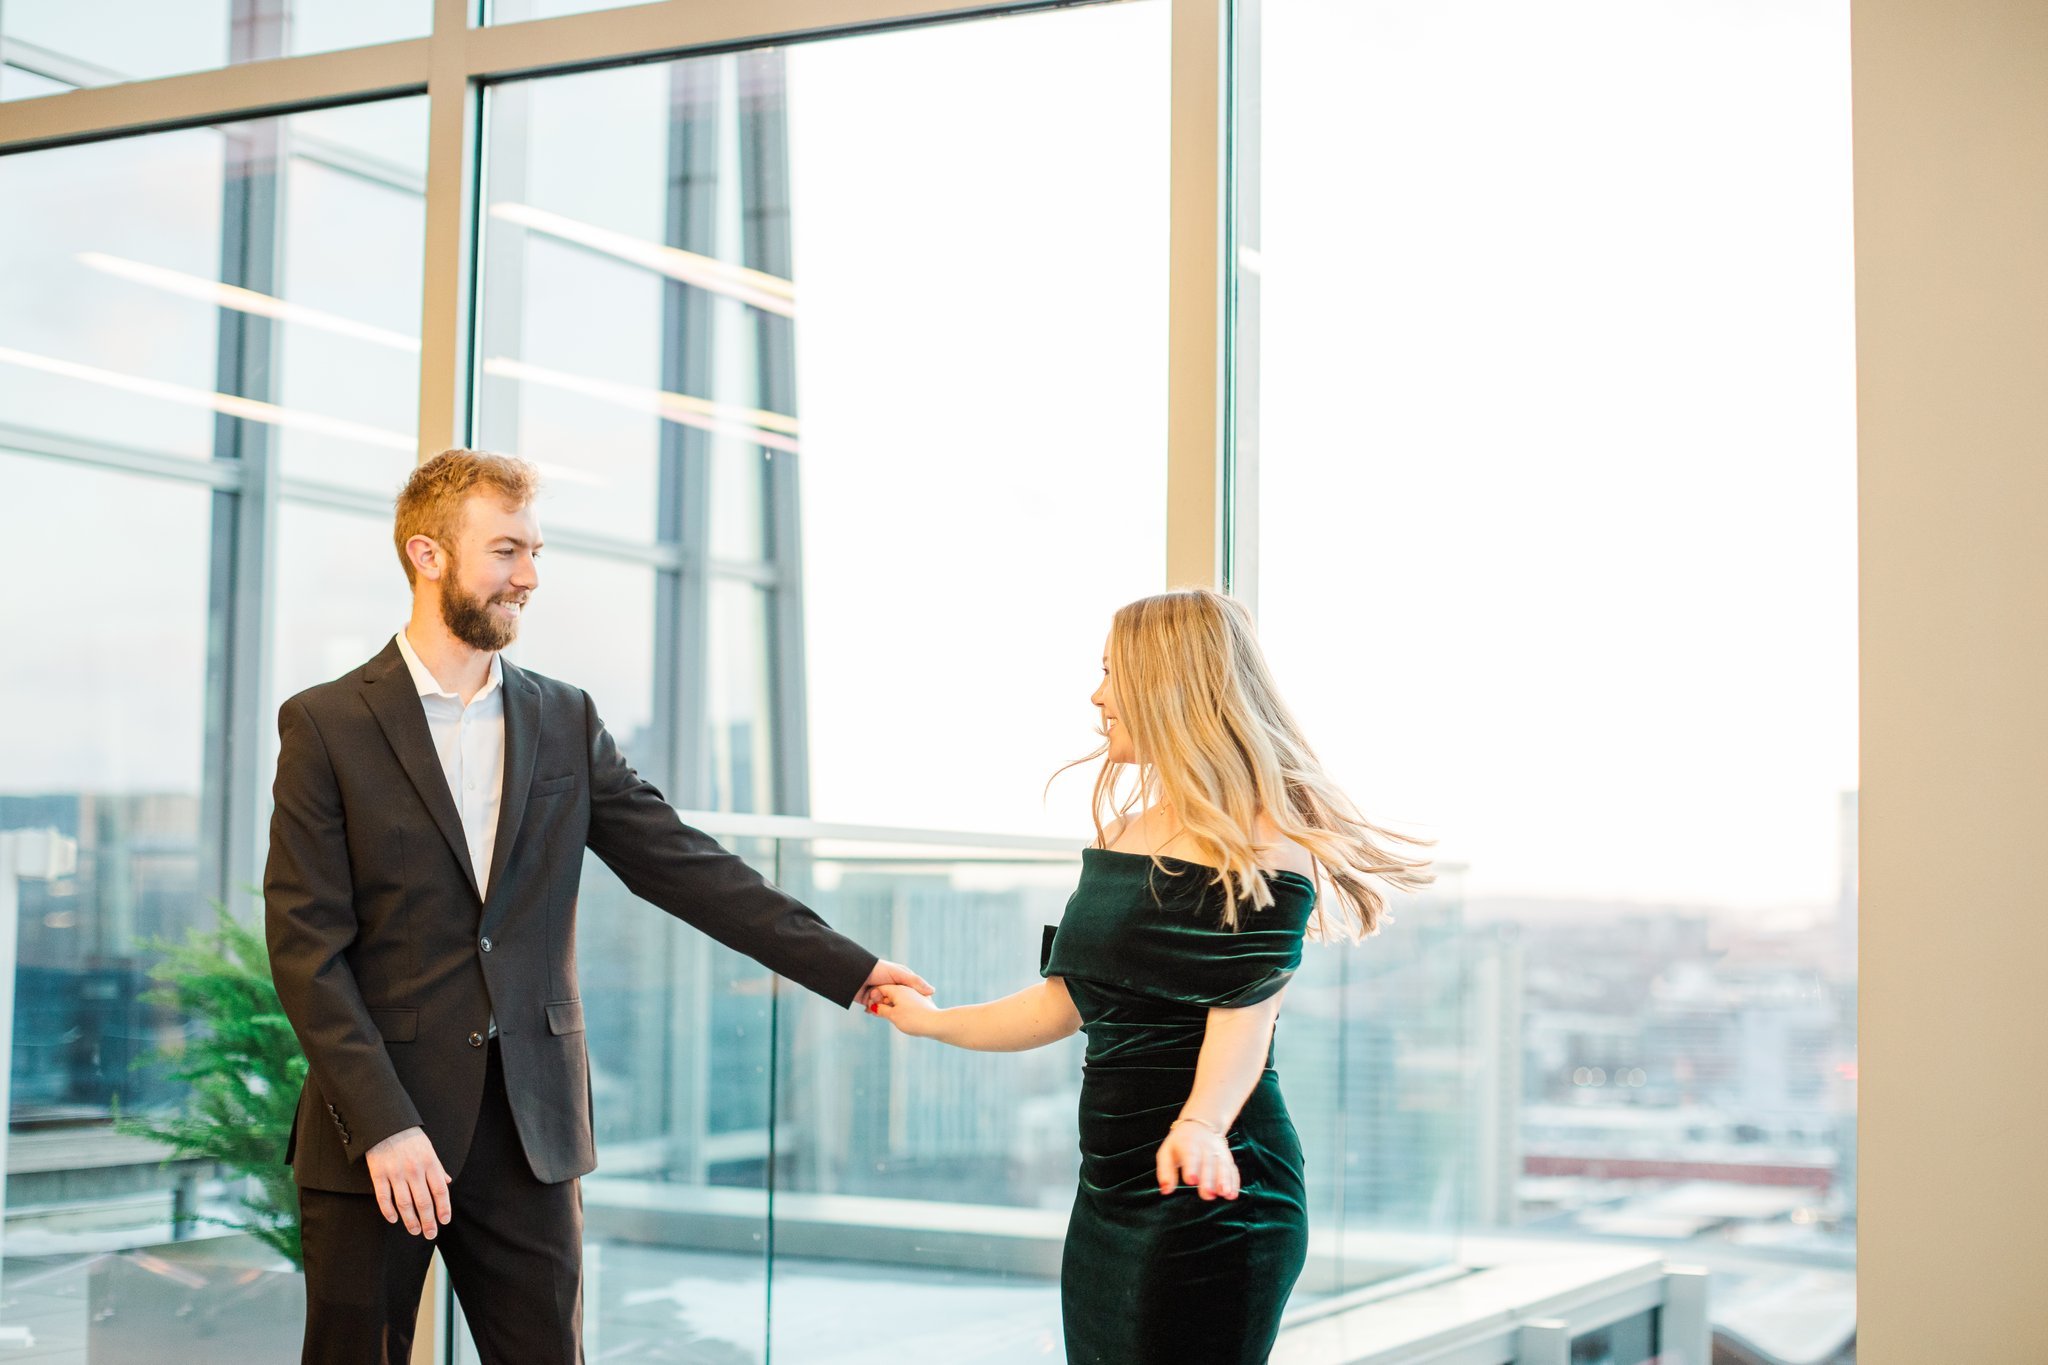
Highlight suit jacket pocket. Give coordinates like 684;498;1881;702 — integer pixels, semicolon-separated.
369;1007;418;1042
546;998;585;1036
532;773;578;797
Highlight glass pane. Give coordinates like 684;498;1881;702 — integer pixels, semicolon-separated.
503;548;659;756
709;446;767;563
475;66;671;540
0;0;431;99
275;121;428;495
790;6;1168;840
474;5;1167;1359
771;844;1085;1363
476;4;1168;831
0;452;219;1356
270;500;413;709
1272;880;1471;1298
704;579;772;815
1250;0;1858;1351
0;99;428;480
1573;1308;1659;1365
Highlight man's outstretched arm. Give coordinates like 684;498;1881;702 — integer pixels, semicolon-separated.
580;691;928;1008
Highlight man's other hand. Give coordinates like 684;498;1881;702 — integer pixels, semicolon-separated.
365;1126;452;1239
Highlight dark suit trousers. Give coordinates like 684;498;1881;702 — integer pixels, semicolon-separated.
298;1041;583;1365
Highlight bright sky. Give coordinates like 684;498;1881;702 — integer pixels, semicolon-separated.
1252;0;1857;911
0;0;1855;916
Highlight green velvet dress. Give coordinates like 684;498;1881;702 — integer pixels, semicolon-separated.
1039;848;1315;1365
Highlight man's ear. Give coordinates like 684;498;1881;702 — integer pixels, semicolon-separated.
406;534;445;583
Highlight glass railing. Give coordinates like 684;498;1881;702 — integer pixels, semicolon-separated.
1;810;1711;1364
444;813;1474;1364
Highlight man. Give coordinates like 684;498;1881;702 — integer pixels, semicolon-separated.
265;449;927;1363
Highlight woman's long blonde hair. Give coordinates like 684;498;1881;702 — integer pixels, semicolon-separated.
1072;588;1434;940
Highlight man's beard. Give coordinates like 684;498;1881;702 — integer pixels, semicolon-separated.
441;561;523;652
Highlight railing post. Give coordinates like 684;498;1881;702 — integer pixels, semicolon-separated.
1660;1264;1711;1365
1514;1318;1571;1365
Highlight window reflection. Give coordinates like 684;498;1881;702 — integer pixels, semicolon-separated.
0;454;212;1127
0;1;431;98
0;99;428;479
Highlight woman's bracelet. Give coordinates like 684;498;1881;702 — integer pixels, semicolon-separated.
1171;1116;1225;1138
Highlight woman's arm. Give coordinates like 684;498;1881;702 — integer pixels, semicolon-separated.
872;977;1081;1052
1156;988;1288;1200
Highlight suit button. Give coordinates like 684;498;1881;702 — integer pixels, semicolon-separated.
480;937;493;953
469;1031;485;1048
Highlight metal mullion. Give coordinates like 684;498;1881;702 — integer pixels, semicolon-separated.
0;39;432;154
736;48;810;822
1166;0;1227;590
0;1;1127;158
660;57;724;813
416;0;482;460
198;7;287;918
464;0;1097;85
414;32;481;1349
708;558;779;587
0;425;245;490
271;480;398;518
1221;0;1259;606
0;36;128;90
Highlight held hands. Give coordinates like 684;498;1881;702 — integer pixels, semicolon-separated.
365;1126;452;1239
1156;1118;1240;1201
868;982;942;1037
856;959;933;1012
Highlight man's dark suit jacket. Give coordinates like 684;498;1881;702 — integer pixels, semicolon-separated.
264;638;877;1193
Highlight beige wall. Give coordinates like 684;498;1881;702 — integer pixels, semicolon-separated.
1854;0;2048;1358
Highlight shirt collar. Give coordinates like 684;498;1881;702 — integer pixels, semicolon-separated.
393;629;503;704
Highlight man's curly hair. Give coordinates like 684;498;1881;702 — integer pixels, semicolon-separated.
392;448;541;586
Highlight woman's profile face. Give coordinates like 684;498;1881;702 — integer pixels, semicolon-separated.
1091;632;1138;764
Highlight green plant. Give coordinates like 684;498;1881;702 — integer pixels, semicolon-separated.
117;900;307;1268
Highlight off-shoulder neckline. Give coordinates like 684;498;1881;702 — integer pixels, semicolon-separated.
1084;845;1318;896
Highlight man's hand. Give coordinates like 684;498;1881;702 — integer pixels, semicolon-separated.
365;1126;452;1239
857;959;933;1011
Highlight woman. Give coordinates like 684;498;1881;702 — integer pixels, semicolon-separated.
871;588;1434;1364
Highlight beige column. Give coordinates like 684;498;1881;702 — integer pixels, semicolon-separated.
1854;1;2048;1358
1166;0;1226;590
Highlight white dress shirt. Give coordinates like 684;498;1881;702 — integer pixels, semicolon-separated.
395;629;504;1037
393;629;505;899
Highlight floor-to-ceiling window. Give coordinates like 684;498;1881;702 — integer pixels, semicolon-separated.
0;83;430;1356
1239;3;1859;1360
0;0;1830;1358
463;7;1181;1356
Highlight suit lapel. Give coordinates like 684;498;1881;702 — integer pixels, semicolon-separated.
360;640;483;903
483;660;542;923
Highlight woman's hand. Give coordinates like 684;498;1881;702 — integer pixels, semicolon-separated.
869;983;943;1038
1156;1119;1240;1200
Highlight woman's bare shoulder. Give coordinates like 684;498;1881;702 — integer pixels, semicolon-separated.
1093;810;1140;852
